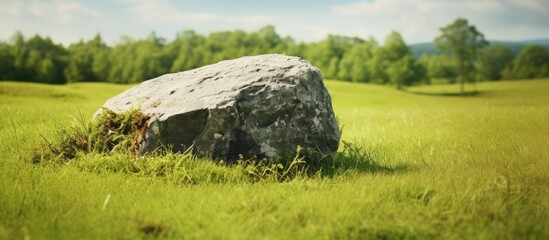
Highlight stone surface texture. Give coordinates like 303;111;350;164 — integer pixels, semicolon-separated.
96;54;340;160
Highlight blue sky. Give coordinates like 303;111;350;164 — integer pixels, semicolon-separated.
1;0;549;46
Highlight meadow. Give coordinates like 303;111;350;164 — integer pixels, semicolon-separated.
0;79;547;239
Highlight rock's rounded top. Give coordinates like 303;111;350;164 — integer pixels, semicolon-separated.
99;54;320;121
97;54;340;160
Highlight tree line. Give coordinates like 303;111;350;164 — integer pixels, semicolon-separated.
1;21;548;87
420;41;549;83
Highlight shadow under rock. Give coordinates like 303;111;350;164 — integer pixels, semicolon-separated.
305;141;409;178
406;89;485;97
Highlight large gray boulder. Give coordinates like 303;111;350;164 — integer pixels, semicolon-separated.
96;54;340;160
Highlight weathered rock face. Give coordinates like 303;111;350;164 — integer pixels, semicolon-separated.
96;54;340;160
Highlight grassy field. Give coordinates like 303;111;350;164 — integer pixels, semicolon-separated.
0;79;548;239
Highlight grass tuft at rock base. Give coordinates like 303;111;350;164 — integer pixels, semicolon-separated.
31;109;393;184
33;108;150;163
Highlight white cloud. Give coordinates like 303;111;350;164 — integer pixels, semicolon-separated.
330;0;441;42
1;0;102;23
124;0;271;27
0;0;104;45
332;0;504;17
509;0;544;11
464;0;504;12
329;0;549;43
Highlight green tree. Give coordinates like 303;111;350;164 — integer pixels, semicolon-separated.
108;33;169;83
17;34;68;83
382;32;425;88
9;31;28;80
386;55;426;89
503;45;549;80
64;33;111;82
169;30;207;72
0;41;15;80
383;31;410;62
256;25;282;53
417;54;458;83
367;46;387;84
65;38;96;82
305;35;362;79
38;58;58;83
476;44;513;81
338;39;376;82
435;18;488;93
92;50;111;81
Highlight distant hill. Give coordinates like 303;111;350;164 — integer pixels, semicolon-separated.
409;39;549;57
409;42;439;57
517;39;549;45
